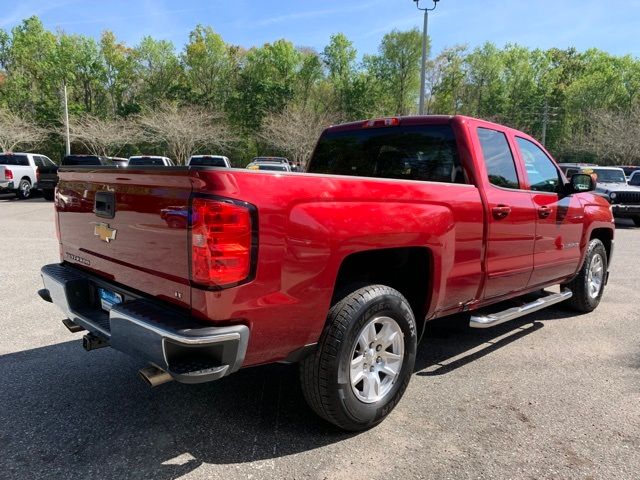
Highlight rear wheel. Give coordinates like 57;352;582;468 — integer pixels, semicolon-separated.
633;216;640;227
16;178;31;199
300;285;417;431
42;189;55;201
562;239;607;312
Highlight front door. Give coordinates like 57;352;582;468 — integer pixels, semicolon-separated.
476;127;537;300
514;137;584;285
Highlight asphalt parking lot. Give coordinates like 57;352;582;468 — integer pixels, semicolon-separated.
1;195;639;480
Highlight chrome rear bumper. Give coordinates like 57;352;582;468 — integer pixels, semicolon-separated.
40;263;249;384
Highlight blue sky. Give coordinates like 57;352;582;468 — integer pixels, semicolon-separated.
0;0;638;57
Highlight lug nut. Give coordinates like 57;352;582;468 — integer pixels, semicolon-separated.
376;345;382;351
370;366;375;372
369;342;374;348
376;356;381;363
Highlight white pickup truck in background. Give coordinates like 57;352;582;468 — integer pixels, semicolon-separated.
0;152;57;199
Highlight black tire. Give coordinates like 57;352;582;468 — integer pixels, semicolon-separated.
300;285;417;431
633;216;640;227
16;178;31;199
562;239;607;313
42;189;55;201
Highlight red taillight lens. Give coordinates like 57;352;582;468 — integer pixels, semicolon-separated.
190;198;253;287
4;168;13;180
35;166;40;182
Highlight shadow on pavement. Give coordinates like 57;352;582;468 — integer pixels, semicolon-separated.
0;341;352;479
0;304;577;479
0;193;49;203
414;303;582;376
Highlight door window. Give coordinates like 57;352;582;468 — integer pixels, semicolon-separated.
516;137;562;193
477;128;520;189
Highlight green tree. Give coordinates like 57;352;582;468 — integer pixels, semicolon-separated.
100;31;136;116
230;39;301;130
367;29;422;115
182;25;233;108
133;36;182;107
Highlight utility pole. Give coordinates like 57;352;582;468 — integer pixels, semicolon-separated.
62;81;71;156
414;0;440;115
541;99;549;147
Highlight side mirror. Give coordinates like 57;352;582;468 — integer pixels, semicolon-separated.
569;173;596;193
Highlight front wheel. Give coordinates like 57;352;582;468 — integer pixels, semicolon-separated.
633;216;640;227
300;285;417;431
562;239;607;313
16;179;31;199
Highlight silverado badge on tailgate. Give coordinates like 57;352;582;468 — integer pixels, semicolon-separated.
93;222;117;243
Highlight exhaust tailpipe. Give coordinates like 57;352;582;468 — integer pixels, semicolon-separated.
138;365;173;387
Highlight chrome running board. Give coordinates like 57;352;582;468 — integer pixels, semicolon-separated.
469;289;573;329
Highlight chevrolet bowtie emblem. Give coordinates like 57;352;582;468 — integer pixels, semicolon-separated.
93;222;117;243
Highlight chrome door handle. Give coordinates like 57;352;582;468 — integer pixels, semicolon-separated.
538;206;553;219
492;205;511;219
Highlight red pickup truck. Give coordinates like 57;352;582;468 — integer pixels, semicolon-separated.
39;115;614;431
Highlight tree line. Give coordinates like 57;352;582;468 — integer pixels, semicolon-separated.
0;16;639;166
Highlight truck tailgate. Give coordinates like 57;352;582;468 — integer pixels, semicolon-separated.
56;168;193;309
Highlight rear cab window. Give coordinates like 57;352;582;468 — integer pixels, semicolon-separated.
308;124;466;184
190;157;227;167
0;154;29;166
129;157;165;166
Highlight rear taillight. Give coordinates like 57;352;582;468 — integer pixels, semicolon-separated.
4;168;13;180
190;197;254;287
35;166;40;182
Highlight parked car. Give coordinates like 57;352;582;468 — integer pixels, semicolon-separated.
559;163;640;225
39;115;613;431
629;170;640;186
246;159;292;172
128;156;174;166
0;152;56;199
38;155;126;201
620;165;640;180
187;155;231;167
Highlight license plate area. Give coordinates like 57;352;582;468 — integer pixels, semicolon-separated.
98;287;123;312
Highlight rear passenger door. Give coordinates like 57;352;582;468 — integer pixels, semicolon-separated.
476;127;537;300
514;137;584;286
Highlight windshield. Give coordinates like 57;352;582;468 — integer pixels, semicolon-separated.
0;154;29;166
309;124;464;183
593;168;626;183
190;157;227;167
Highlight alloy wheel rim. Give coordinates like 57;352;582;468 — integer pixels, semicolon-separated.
587;253;604;299
349;316;404;404
22;182;30;197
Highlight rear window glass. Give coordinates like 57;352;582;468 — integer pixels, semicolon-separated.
190;157;227;167
129;157;165;166
0;154;29;166
256;164;287;171
308;124;465;184
62;156;112;166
